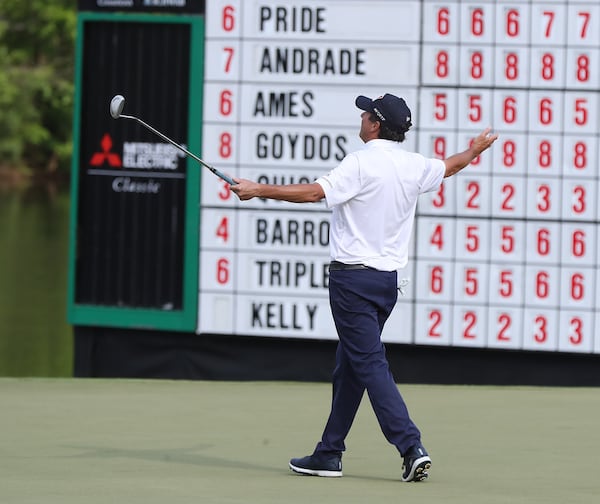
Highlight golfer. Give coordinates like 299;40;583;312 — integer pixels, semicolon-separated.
230;93;498;482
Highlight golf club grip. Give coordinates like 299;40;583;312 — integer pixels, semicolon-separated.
208;167;236;185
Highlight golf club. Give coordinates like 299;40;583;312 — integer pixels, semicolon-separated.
109;94;236;185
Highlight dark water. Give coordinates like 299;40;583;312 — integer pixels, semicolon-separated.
0;181;72;376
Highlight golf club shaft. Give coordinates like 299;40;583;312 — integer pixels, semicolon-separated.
120;114;235;185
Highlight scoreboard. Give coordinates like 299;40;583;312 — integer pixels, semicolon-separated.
196;0;600;355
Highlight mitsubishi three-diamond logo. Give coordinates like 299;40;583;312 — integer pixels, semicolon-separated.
90;134;122;167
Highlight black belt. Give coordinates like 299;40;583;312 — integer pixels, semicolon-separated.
329;261;376;271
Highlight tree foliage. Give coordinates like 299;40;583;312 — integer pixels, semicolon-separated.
0;0;76;174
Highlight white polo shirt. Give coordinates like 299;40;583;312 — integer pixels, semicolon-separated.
316;139;445;271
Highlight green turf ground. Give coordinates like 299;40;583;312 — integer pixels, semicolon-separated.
1;379;598;503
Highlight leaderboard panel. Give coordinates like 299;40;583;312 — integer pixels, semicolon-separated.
199;0;600;355
418;0;600;355
199;0;418;341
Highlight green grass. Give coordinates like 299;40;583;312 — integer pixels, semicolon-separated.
1;379;598;503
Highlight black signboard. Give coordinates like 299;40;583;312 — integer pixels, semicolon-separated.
78;0;205;14
75;19;191;309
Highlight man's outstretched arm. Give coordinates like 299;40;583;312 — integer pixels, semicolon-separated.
230;180;325;203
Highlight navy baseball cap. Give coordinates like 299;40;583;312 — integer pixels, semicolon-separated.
356;94;412;132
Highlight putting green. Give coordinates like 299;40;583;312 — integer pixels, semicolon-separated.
0;379;597;503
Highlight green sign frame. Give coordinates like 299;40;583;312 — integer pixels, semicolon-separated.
67;12;203;331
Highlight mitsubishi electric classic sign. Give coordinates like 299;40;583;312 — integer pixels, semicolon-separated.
75;19;191;309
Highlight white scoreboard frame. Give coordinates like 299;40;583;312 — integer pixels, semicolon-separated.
198;0;600;355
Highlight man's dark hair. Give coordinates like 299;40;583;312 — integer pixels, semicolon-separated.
367;113;409;142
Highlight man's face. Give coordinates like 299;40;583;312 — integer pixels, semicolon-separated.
359;111;379;142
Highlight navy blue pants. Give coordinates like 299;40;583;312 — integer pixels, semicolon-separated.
314;268;421;457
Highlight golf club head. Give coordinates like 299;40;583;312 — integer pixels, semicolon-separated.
110;95;125;119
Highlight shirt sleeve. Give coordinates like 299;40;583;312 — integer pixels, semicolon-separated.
315;154;362;208
418;157;446;194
